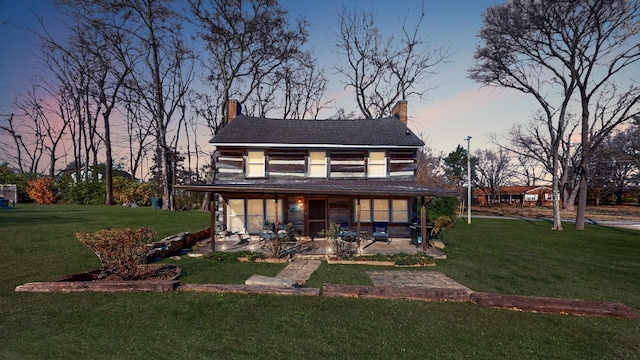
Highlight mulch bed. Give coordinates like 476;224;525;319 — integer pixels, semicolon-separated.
50;264;181;282
15;264;182;293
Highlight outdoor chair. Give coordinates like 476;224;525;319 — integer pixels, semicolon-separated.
259;223;275;241
259;222;287;241
371;222;391;243
338;222;357;242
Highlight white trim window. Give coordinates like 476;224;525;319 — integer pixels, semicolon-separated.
227;199;246;233
524;194;539;202
308;151;327;178
246;150;265;178
368;151;387;178
391;199;408;222
227;199;284;234
355;199;371;222
353;199;409;223
373;199;389;222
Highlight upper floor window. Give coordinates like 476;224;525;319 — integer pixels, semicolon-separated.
308;151;327;178
368;151;387;178
246;150;265;178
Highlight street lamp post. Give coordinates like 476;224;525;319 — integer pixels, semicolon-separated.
465;136;472;224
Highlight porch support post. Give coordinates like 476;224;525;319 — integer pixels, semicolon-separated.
356;197;361;245
210;192;216;253
421;196;427;251
275;196;279;232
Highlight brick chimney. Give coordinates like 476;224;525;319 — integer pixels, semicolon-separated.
391;100;407;124
227;99;241;123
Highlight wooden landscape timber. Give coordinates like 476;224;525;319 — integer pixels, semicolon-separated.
470;292;640;319
177;283;320;296
322;284;473;302
15;280;179;293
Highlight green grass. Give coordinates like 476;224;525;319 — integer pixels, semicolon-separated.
1;204;639;359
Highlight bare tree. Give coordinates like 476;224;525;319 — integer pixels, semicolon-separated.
189;0;310;123
500;116;581;211
470;0;640;230
11;81;68;177
250;53;330;120
513;154;547;187
42;1;143;205
474;148;516;204
122;88;154;181
0;111;44;174
590;125;640;205
189;0;313;212
416;149;449;190
334;4;450;119
98;0;194;210
470;2;578;230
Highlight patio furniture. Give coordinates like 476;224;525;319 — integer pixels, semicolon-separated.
259;223;287;241
337;222;357;242
372;222;391;244
259;223;276;241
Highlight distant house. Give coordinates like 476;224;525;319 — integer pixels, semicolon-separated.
475;185;554;206
177;100;455;245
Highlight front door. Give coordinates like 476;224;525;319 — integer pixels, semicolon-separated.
307;198;327;239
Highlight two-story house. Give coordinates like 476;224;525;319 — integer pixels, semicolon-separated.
177;100;455;249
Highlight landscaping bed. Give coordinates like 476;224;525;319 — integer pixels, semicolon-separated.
15;264;181;293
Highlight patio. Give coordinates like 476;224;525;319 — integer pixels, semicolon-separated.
188;234;447;259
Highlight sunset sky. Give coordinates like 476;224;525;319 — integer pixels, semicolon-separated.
0;0;560;158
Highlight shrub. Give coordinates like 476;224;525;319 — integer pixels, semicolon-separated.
57;175;106;205
424;196;459;233
76;227;157;280
323;222;356;260
112;178;158;206
0;165;37;202
204;250;262;262
25;177;56;204
261;222;298;258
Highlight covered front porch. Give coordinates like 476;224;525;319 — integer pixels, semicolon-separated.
176;180;456;254
188;232;447;259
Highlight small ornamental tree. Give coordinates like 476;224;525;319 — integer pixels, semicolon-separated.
25;177;56;204
76;227;157;280
424;196;459;234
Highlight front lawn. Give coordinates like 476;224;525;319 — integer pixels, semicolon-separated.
1;204;639;359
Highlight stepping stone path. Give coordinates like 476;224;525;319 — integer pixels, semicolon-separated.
275;259;322;286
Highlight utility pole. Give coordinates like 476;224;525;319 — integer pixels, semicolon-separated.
465;136;472;224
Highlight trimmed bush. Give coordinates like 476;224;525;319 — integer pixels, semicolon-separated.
76;227;157;280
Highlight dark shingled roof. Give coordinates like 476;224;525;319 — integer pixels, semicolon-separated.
210;115;424;147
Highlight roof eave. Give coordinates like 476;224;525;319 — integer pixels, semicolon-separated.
209;142;424;149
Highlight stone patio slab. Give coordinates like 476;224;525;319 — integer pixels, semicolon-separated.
366;270;473;293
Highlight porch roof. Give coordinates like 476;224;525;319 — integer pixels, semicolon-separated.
175;180;456;198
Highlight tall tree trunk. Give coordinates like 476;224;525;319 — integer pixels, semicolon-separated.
575;105;590;230
551;143;563;230
104;112;113;206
